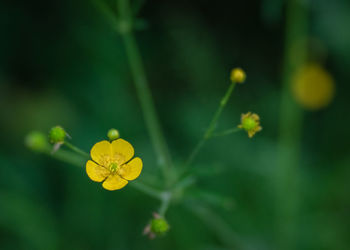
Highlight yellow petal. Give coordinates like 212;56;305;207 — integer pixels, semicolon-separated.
118;157;143;181
251;113;260;121
90;140;112;166
111;139;134;165
86;160;110;182
102;174;128;191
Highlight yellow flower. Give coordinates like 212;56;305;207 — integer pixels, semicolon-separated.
238;112;262;138
86;139;143;191
230;68;246;83
292;63;335;110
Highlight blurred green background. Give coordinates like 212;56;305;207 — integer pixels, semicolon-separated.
0;0;349;249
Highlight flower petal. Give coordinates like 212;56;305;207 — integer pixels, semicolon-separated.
111;139;134;165
90;140;112;165
86;160;110;182
118;157;143;181
102;174;128;191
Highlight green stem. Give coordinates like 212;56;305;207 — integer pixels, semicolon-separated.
172;175;196;191
185;137;206;168
92;0;119;28
158;191;172;217
276;0;308;249
185;82;237;167
64;141;90;158
188;189;235;211
184;200;246;249
117;0;173;183
94;0;175;218
205;82;237;139
129;181;163;200
157;174;196;217
212;127;241;137
45;148;86;167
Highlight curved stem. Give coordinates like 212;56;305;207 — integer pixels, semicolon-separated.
184;200;247;249
45;148;86;167
205;82;237;139
212;127;241;137
185;138;206;168
158;191;172;217
185;82;237;167
276;0;308;249
64;141;89;158
130;181;163;200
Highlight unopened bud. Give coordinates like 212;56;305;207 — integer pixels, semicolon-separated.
107;128;120;141
150;217;169;236
230;68;246;83
25;131;48;152
49;126;66;144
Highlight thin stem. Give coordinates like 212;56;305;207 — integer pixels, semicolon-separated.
92;0;119;29
188;189;235;211
158;191;172;217
185;82;237;167
64;141;90;158
172;175;196;191
184;200;247;249
129;181;163;200
205;82;236;139
185;137;206;168
117;0;173;183
156;174;196;218
212;127;241;137
276;0;308;249
45;148;86;167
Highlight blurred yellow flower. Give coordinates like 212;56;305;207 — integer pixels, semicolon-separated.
230;68;246;83
292;63;335;110
86;139;142;191
238;112;262;138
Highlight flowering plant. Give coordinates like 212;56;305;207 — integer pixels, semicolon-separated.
25;0;263;242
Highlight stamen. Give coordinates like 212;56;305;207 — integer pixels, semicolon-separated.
109;162;119;172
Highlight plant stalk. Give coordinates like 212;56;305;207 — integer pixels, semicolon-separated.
276;0;308;249
64;141;90;158
117;0;173;184
185;82;236;167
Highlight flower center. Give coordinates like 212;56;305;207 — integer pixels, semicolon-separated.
109;162;120;173
242;117;257;131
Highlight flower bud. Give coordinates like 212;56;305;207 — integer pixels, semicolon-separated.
25;131;49;152
107;128;120;141
143;213;170;239
49;126;66;144
230;68;246;83
238;112;262;138
150;217;169;236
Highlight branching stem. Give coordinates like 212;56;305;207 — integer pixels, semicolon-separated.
185;82;237;167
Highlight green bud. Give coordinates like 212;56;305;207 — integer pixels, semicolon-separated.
150;218;169;235
49;126;66;144
241;117;257;131
25;131;49;152
107;128;120;141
